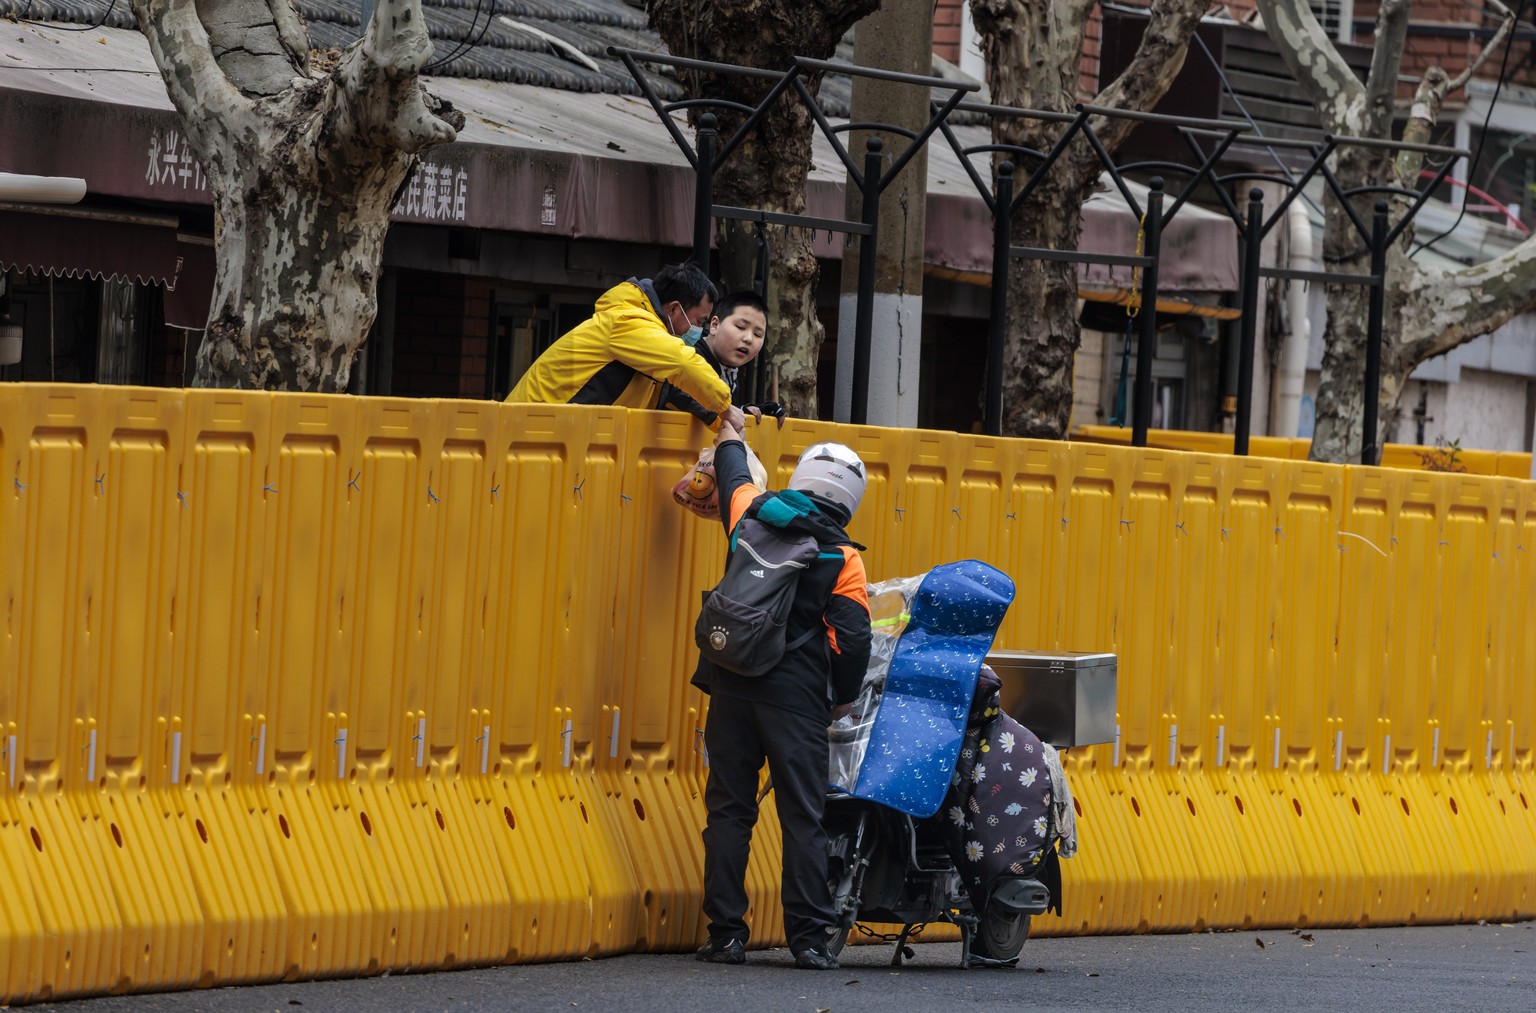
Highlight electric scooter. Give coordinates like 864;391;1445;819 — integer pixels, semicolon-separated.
822;779;1060;968
818;560;1108;969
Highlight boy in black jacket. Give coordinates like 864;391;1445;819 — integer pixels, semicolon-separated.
692;416;872;970
659;291;787;426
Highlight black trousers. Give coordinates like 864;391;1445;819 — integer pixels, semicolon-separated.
701;693;834;954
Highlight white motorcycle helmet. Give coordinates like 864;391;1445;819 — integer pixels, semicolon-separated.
789;442;867;519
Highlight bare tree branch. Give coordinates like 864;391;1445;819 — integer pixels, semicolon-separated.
361;0;437;80
1446;0;1515;91
271;0;313;69
194;0;309;96
1396;5;1514;187
1264;0;1536;460
1091;0;1208;153
135;0;460;390
1406;239;1536;360
1395;65;1450;188
332;0;462;154
965;0;1214;436
1361;0;1412;133
131;0;250;147
1256;0;1365;131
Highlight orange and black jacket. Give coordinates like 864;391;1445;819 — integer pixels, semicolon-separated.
689;439;872;721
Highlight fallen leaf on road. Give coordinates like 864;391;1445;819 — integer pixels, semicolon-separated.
845;979;860;986
1255;937;1266;948
1301;933;1315;942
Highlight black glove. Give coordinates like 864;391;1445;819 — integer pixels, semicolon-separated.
747;401;786;420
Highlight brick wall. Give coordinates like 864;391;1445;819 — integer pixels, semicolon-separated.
1342;2;1536;98
390;270;494;399
934;0;965;64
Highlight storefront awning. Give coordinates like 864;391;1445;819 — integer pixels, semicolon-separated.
0;206;214;329
0;206;178;285
0;25;1240;301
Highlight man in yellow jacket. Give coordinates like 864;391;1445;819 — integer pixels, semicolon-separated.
506;262;735;428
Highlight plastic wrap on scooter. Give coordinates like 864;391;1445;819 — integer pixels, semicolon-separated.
847;560;1015;818
826;575;916;792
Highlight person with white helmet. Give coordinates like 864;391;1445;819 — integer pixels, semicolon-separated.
691;416;873;971
787;442;867;519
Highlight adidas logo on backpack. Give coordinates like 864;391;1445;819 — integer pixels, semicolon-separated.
695;495;824;677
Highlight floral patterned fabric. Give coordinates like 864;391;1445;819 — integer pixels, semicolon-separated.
938;665;1060;912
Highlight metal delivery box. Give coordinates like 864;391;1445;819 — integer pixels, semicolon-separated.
986;650;1118;748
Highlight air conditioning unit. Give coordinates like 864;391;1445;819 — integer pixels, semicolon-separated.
1310;0;1356;43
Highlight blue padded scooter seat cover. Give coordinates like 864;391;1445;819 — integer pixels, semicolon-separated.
851;560;1016;817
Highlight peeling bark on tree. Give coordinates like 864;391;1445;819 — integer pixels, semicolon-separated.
1261;0;1530;463
134;0;463;391
646;0;879;418
969;0;1207;438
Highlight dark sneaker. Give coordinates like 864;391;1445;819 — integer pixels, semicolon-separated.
794;944;839;970
695;937;746;964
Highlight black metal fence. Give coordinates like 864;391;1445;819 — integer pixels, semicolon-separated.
612;46;1466;464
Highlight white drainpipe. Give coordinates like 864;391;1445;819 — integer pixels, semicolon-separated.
1271;200;1313;438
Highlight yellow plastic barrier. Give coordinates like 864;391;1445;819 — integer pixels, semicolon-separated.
1075;425;1535;479
1;384;1534;1004
1495;452;1534;479
1074;424;1303;461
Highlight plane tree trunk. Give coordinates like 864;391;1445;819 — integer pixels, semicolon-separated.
969;0;1208;437
647;0;880;417
133;0;463;390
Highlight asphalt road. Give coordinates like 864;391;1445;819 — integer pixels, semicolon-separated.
35;921;1534;1012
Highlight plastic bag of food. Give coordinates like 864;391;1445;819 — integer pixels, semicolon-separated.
672;443;768;519
827;573;924;791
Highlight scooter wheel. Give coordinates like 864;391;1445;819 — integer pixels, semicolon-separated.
827;921;852;958
825;832;859;958
969;907;1030;962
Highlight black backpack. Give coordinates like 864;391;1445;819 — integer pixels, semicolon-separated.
695;495;825;677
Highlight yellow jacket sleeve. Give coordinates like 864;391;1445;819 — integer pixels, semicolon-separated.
606;305;733;419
